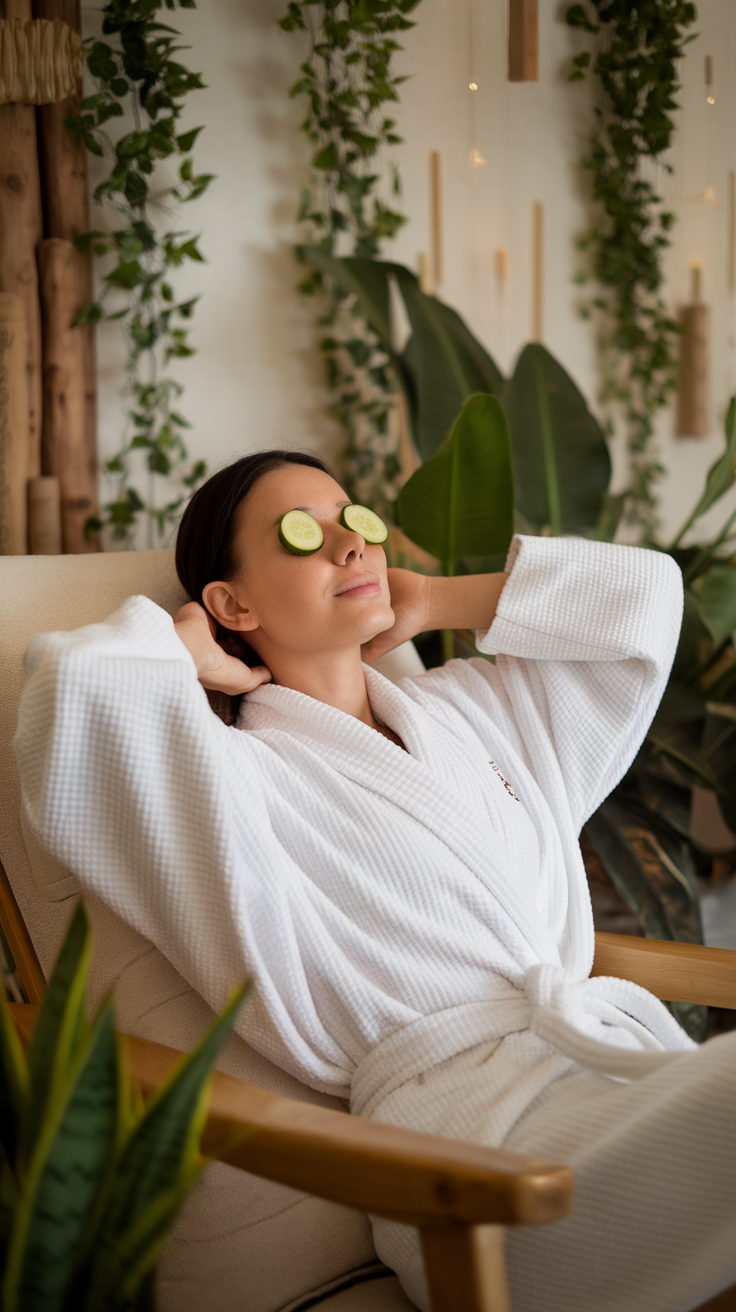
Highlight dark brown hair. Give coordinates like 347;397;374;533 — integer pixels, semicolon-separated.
175;449;336;669
175;448;335;606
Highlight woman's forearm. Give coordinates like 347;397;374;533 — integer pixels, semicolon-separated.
423;573;508;634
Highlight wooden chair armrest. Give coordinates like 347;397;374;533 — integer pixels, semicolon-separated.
592;932;736;1009
9;1003;571;1229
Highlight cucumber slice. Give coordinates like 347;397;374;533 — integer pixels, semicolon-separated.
340;504;388;544
278;509;324;555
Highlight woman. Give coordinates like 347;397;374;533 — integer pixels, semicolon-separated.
15;449;736;1312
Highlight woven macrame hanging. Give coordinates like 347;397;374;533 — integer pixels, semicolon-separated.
0;17;82;105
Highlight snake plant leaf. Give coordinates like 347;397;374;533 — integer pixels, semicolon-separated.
670;398;736;547
506;343;611;535
691;563;736;650
93;1176;201;1312
26;903;92;1159
390;267;505;460
3;1001;119;1312
394;394;514;573
85;981;250;1307
0;977;28;1166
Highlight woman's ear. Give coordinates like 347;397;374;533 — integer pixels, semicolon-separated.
201;580;259;633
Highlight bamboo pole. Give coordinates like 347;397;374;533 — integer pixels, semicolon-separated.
34;0;99;548
38;237;97;552
0;292;29;552
0;0;43;489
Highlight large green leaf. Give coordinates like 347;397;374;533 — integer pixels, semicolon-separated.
85;983;250;1308
394;394;513;573
26;904;92;1159
505;343;611;535
692;562;736;649
671;397;736;547
301;249;505;460
4;1002;119;1312
391;267;505;459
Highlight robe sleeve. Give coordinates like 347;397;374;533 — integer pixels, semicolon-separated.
471;535;682;832
13;595;272;1018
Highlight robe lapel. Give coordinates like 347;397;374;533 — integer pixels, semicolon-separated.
242;670;555;965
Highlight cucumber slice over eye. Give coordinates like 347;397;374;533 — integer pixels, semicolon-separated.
279;509;324;555
340;504;388;544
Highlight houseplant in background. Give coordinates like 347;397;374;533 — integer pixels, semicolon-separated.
69;0;213;547
306;249;736;1040
1;904;247;1311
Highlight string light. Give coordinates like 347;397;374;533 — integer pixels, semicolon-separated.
469;80;478;90
469;147;486;167
705;54;714;104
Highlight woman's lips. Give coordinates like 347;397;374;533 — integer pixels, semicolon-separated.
334;573;381;598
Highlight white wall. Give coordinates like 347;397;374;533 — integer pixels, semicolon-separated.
86;0;736;546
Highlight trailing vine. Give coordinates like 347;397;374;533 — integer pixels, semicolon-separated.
68;0;213;545
565;0;697;541
280;0;420;519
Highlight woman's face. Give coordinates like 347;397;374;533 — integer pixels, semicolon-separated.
203;463;395;660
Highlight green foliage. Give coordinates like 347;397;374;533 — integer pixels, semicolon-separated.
505;344;611;536
68;0;213;546
395;394;514;574
0;904;248;1311
564;0;697;542
281;0;422;519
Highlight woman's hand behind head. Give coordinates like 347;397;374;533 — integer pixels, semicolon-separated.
174;602;272;696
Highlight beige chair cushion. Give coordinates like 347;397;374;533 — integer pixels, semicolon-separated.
0;550;380;1312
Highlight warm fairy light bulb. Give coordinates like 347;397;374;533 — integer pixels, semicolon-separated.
707;95;715;105
703;186;715;202
469;148;486;167
469;80;478;90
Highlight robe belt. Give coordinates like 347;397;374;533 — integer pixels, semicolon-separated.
350;963;696;1120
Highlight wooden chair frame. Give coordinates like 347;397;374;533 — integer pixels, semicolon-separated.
3;858;736;1312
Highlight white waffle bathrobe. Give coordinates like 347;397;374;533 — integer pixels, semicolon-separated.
15;535;736;1312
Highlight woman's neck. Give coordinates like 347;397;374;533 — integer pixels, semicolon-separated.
264;645;381;732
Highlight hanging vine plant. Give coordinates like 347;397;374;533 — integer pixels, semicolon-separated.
565;0;697;542
68;0;213;545
280;0;421;520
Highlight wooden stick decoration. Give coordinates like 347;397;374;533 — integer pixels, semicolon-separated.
35;0;99;550
430;150;442;289
677;262;709;437
38;237;97;552
532;202;543;342
0;16;81;102
0;0;44;496
508;0;538;82
0;292;29;553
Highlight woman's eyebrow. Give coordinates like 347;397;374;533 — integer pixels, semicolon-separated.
273;499;351;526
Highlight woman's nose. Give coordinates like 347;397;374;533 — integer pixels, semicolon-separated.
334;524;365;563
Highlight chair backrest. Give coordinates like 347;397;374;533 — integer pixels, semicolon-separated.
0;550;188;992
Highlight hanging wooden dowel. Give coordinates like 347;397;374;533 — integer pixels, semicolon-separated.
0;0;44;488
531;201;543;342
677;263;709;437
724;171;729;295
38;237;98;553
0;293;30;553
508;0;538;82
27;474;61;552
430;150;442;289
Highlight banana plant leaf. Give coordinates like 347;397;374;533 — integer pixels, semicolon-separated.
302;248;505;460
691;563;736;650
505;343;611;535
394;394;514;573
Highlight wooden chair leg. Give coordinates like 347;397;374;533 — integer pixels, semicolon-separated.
420;1222;510;1312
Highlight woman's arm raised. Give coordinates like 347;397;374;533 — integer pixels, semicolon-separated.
174;602;271;695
